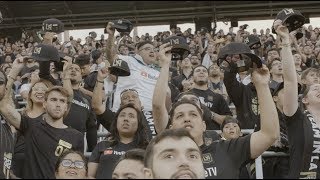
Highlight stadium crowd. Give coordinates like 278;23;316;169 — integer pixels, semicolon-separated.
0;8;320;179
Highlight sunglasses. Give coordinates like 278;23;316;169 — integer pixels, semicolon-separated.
60;159;85;169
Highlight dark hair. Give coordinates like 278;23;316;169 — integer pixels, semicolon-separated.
174;91;198;103
74;54;90;66
91;49;102;62
136;41;153;50
55;150;88;173
113;148;145;173
220;116;241;130
0;69;7;84
109;103;149;148
267;48;280;56
168;99;203;127
192;65;208;76
301;67;318;82
144;128;200;168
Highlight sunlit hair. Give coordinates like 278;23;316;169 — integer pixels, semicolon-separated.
23;79;53;116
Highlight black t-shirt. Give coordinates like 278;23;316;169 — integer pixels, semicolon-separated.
64;89;97;151
171;73;192;92
0;118;14;179
190;88;232;129
97;108;156;141
89;140;138;179
11;114;43;178
201;134;252;179
20;115;84;179
285;108;319;179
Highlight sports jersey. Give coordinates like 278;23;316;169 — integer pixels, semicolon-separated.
112;54;160;112
201;134;252;179
20;115;84;179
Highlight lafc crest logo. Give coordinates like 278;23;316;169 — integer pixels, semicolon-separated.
113;59;123;67
283;8;294;15
244;37;249;44
169;38;180;45
204;137;213;146
202;153;213;163
33;47;42;54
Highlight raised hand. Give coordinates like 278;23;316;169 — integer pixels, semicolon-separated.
158;42;172;67
97;67;109;82
273;19;290;41
106;22;115;35
251;64;270;87
62;56;73;80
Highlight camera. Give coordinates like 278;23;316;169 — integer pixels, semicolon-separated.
239;24;249;30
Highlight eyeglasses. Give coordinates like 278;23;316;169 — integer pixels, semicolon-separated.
120;89;139;98
61;159;85;169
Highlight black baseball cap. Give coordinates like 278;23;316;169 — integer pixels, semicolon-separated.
42;18;64;34
220;116;241;130
31;43;60;62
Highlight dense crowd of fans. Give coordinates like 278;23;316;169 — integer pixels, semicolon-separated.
0;12;320;179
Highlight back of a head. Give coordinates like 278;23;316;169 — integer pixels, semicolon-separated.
74;54;90;66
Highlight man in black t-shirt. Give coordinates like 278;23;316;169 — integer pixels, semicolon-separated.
189;65;232;130
62;63;97;151
0;70;14;179
154;42;279;178
0;59;84;179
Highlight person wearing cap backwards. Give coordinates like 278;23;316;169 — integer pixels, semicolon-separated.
152;42;279;178
273;19;320;179
0;69;15;179
0;57;84;179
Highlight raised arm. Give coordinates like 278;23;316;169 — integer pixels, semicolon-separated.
92;68;109;115
250;64;279;159
152;43;172;134
61;56;74;102
0;57;25;129
105;22;117;65
275;20;299;116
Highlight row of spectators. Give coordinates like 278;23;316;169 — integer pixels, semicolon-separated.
0;17;319;179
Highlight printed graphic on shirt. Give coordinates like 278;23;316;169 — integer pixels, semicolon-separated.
3;152;12;179
103;148;126;156
143;111;157;139
251;97;260;115
303;113;320;178
55;140;72;157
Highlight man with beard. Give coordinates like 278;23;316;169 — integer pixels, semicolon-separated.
62;63;97;152
143;128;205;179
171;57;193;92
190;54;201;68
207;64;229;102
0;57;83;179
189;65;232;130
268;59;283;90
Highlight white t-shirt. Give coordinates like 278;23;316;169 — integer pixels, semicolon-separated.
112;54;160;112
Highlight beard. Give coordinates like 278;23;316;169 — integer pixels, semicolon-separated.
194;79;208;86
47;109;65;120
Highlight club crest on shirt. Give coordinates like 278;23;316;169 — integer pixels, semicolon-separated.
204;137;213;146
208;96;213;101
202;153;213;163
